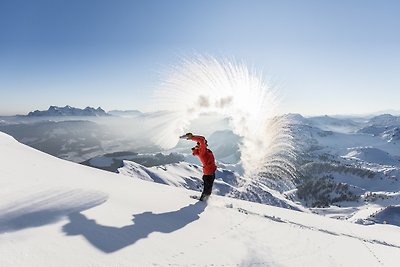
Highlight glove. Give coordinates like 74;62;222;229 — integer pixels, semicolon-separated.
179;132;193;140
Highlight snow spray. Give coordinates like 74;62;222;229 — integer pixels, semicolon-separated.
150;55;297;181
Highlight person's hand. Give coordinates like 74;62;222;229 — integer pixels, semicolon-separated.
185;133;193;139
180;132;193;139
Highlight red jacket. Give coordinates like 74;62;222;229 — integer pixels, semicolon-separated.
191;135;217;175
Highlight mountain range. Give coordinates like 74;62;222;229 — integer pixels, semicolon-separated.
1;131;399;266
27;105;109;117
0;109;399;228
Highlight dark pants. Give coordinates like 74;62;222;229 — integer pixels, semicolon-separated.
202;173;215;196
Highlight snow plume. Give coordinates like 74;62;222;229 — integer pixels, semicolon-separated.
150;55;297;180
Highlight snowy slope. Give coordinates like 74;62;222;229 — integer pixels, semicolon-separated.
118;160;300;210
343;147;399;166
1;132;400;267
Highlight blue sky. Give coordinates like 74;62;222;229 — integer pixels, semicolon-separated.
1;0;399;116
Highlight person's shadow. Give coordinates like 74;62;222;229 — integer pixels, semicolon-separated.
62;202;206;253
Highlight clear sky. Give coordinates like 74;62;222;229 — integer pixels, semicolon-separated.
1;0;399;116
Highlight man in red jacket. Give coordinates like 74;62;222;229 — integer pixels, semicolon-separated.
181;133;217;201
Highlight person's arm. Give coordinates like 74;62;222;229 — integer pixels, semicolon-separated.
190;135;207;155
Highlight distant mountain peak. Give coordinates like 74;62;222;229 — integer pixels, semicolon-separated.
27;105;109;117
369;114;400;126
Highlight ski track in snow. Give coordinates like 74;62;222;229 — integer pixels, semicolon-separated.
231;204;400;250
235;205;395;267
165;196;399;266
168;200;252;265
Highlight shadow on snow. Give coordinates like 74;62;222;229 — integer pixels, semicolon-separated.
0;189;108;234
62;202;206;253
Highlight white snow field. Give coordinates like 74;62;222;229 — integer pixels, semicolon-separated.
1;131;400;267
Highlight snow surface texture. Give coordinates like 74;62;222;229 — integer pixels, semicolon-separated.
2;132;400;266
149;55;296;180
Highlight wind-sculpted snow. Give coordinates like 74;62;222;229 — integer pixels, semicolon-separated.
149;55;296;181
0;189;108;233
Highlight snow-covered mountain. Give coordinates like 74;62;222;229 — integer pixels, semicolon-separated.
114;113;400;226
28;105;110;117
81;151;184;172
1;132;400;266
290;114;400;224
0;120;119;162
305;115;363;133
367;114;400;126
0;118;160;163
118;160;300;210
1;111;400;228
